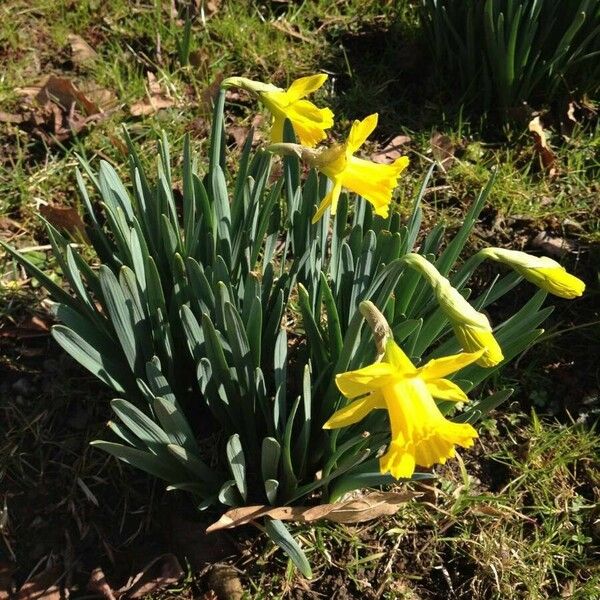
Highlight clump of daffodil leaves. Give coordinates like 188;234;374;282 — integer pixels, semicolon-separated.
3;73;585;578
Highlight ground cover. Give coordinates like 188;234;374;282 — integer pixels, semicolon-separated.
1;2;598;598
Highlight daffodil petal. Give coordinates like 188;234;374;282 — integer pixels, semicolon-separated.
347;113;378;153
286;74;328;102
312;180;342;223
419;350;483;380
380;441;416;479
384;340;416;374
323;392;384;429
285;102;334;147
426;378;469;402
453;324;504;367
335;362;396;398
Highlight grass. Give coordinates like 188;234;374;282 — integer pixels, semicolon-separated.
1;1;599;598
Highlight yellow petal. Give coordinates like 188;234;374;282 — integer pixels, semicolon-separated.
286;103;334;147
379;440;416;479
532;267;585;299
453;323;504;367
335;362;396;398
347;113;378;154
323;392;384;429
312;180;343;223
340;155;408;215
384;340;416;374
286;73;328;102
419;350;483;380
426;378;469;402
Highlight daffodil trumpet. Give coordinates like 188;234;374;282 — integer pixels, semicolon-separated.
221;74;334;147
477;247;585;299
401;253;503;367
324;301;481;479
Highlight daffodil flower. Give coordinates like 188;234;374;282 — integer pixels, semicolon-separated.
478;248;585;299
312;114;409;222
323;340;481;479
402;254;504;367
221;74;334;147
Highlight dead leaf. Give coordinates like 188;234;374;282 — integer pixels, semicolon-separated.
87;555;183;600
11;75;112;143
0;562;15;600
68;34;98;66
200;72;225;112
531;232;572;258
371;134;412;164
0;315;51;340
0;111;26;124
430;132;455;169
16;566;63;600
35;75;99;115
228;125;250;148
130;72;175;116
528;116;558;178
206;491;417;533
88;568;116;600
39;204;88;241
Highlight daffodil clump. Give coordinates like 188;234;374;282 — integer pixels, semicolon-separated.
3;71;586;576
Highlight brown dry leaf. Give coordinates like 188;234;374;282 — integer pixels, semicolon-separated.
130;72;175;116
228;125;250;148
87;568;116;600
68;34;98;65
0;562;15;600
200;72;225;112
117;554;183;599
371;134;412;164
16;566;63;600
531;231;572;258
528;116;558;178
40;204;88;241
35;75;99;116
12;75;112;143
0;315;50;340
430;132;455;169
206;491;417;533
0;111;26;124
87;555;183;600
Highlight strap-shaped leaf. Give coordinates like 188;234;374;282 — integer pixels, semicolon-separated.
52;324;128;393
264;479;279;505
264;519;312;579
226;434;247;502
167;443;220;484
111;398;171;450
92;440;182;482
261;437;281;483
153;396;197;451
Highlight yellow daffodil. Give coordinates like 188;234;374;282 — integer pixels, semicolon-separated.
311;113;408;222
402;253;503;367
221;74;334;147
324;339;481;479
479;248;585;299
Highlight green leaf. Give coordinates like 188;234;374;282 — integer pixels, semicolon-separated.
264;519;312;579
110;398;171;450
226;434;247;502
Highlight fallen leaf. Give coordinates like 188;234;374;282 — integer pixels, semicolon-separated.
16;566;63;600
228;125;250;148
87;555;183;600
531;232;572;258
0;562;15;600
12;75;112;143
371;134;412;164
68;34;98;66
35;75;99;116
0;111;26;124
528;116;558;178
200;72;225;112
430;132;455;169
0;315;51;340
87;568;116;600
39;204;88;241
130;72;175;116
206;491;417;532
